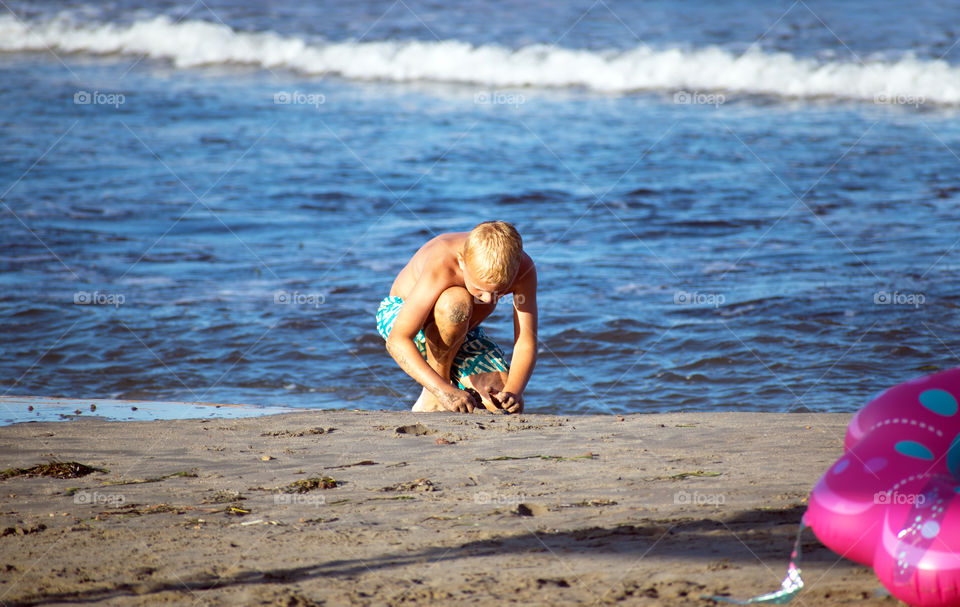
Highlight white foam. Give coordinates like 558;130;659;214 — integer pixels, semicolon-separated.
3;14;960;104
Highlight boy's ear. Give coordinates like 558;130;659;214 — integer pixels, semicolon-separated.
456;252;465;270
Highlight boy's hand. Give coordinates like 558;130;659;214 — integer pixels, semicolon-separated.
491;390;523;414
438;387;479;413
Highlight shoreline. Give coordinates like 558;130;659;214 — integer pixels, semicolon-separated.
0;395;305;426
0;410;888;606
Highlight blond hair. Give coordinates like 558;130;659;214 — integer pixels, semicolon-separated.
463;221;523;286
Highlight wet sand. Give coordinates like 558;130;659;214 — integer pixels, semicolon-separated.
0;409;891;606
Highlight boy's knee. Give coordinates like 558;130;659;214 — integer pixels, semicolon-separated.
436;287;473;326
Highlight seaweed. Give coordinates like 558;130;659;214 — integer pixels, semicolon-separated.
326;460;376;469
260;427;334;437
565;499;619;508
669;470;722;480
202;490;246;504
0;461;107;480
283;477;339;493
100;470;198;486
475;453;597;462
381;478;436;492
1;524;47;536
95;503;188;519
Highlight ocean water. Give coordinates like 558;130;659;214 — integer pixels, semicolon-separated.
2;0;959;418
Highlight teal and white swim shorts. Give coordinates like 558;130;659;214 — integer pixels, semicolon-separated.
376;295;509;389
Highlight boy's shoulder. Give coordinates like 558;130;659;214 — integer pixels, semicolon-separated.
421;231;468;254
408;232;467;281
514;251;536;285
412;232;468;268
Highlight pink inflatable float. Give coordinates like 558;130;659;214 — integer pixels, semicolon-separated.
806;367;960;606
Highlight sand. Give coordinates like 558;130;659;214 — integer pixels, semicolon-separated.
0;409;894;606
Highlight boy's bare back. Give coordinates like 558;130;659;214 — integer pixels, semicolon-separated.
389;233;470;302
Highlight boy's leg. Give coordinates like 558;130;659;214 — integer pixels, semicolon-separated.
416;286;473;412
461;371;510;409
452;328;513;412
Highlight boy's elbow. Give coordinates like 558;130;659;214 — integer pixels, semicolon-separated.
385;334;405;355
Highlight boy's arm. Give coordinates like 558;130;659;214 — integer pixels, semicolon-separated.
495;261;537;413
385;268;479;413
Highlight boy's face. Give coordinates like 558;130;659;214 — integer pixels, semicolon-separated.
458;254;505;305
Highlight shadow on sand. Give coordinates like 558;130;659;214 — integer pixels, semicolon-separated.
10;504;856;605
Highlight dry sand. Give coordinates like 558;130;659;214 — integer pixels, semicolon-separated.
0;409;896;606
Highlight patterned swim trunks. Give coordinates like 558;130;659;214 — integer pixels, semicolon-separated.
376;295;509;389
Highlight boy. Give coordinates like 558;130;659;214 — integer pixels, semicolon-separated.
376;221;537;413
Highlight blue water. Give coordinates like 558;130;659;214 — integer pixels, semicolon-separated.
2;0;959;417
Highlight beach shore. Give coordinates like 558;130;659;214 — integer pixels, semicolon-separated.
0;408;890;606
